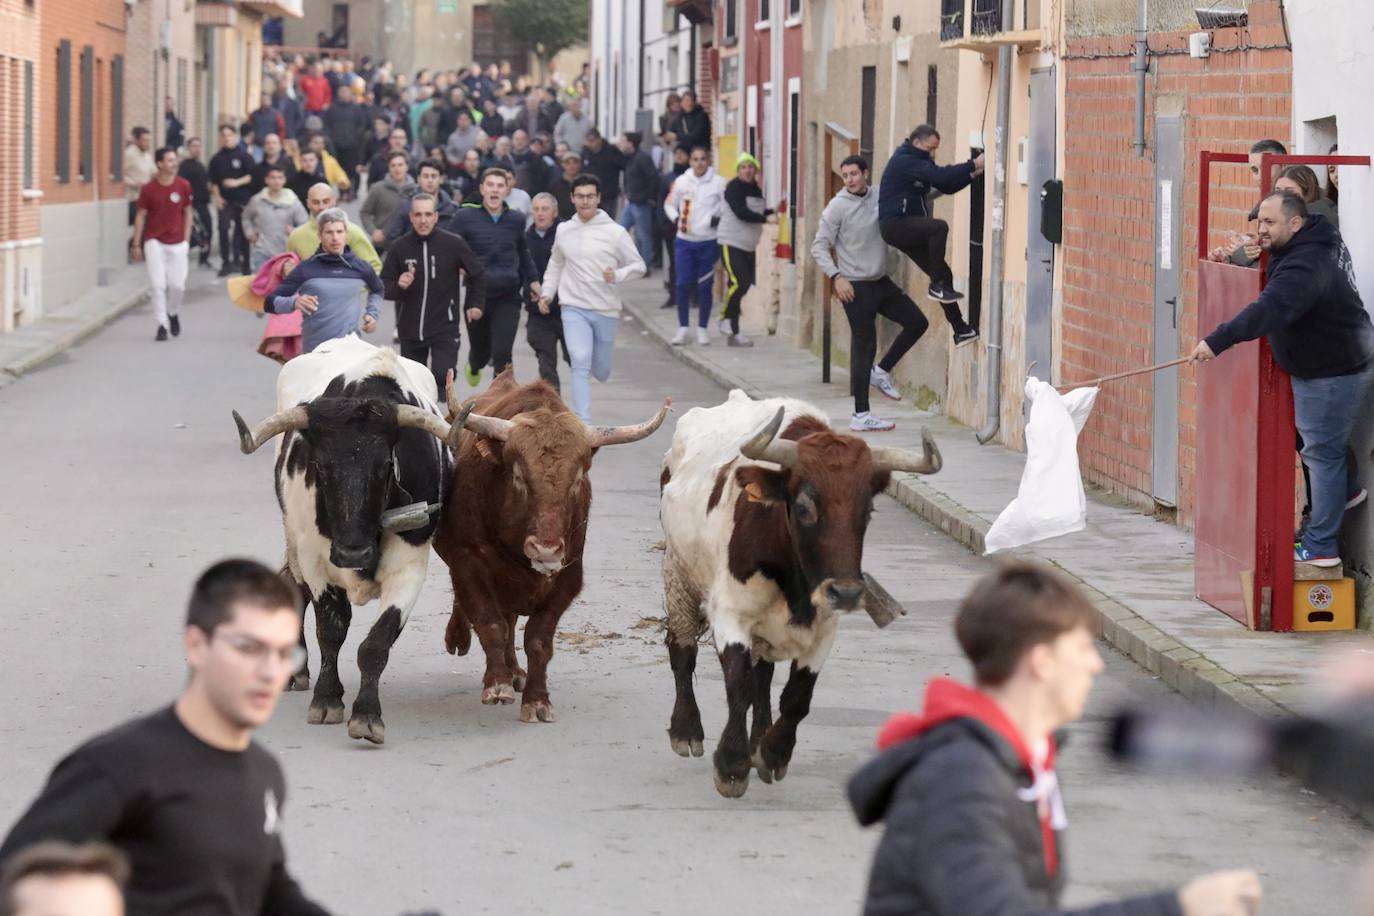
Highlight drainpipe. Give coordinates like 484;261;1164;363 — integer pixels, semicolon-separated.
1133;0;1148;157
975;0;1015;445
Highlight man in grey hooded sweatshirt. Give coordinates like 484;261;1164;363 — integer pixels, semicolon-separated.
241;163;309;270
360;151;416;254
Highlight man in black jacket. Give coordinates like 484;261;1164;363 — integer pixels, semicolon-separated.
322;85;371;199
848;561;1261;916
1193;191;1374;568
208;124;255;276
448;168;540;384
617;131;660;273
669;90;711;151
1;559;331;916
580;129;625;219
877;124;984;345
524;192;566;391
381;192;486;397
178;136;213;267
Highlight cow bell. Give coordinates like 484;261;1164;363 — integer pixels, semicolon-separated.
380;501;442;533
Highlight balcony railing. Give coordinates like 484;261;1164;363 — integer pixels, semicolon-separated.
939;0;1042;48
971;0;1006;35
940;0;964;41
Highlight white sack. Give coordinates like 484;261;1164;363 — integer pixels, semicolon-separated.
984;377;1100;555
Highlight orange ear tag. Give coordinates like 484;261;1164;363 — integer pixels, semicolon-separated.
474;438;494;461
744;482;765;503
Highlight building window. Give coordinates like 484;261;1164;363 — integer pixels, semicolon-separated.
859;66;876;161
56;40;71;184
23;60;35;189
79;45;94;183
111;56;124;182
926;65;938;127
787;0;801;20
724;0;737;42
760;0;770;22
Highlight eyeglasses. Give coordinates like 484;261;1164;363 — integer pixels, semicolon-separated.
217;634;306;671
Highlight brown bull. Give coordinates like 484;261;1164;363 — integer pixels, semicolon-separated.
435;370;670;723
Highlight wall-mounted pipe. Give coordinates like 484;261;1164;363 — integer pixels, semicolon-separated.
1133;0;1149;157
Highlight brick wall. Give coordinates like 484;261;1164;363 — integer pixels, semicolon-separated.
1061;0;1291;525
123;0;197;151
0;0;41;243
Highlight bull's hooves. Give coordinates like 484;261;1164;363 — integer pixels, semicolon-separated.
347;715;386;745
712;769;751;799
671;737;705;758
287;671;311;691
512;671;528;692
751;749;786;783
306;702;345;725
518;701;557;723
481;683;517;705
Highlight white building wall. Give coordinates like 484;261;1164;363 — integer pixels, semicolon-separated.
590;1;695;139
1287;0;1374;621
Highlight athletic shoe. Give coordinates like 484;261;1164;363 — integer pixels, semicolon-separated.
463;364;481;386
217;265;234;277
870;366;901;401
727;334;754;348
392;329;400;344
671;327;690;346
695;327;711;346
928;283;965;303
169;315;181;337
1294;545;1341;568
719;319;733;337
953;329;980;349
155;325;168;342
660;298;676;310
850;411;895;432
1347;488;1368;510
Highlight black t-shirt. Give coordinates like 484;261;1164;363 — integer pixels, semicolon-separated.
209;145;256;205
177;159;211;204
0;707;328;916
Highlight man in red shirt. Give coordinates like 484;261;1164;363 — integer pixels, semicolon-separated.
297;60;332;115
132;147;193;341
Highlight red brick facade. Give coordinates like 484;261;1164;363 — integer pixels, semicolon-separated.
1061;0;1292;524
0;0;40;243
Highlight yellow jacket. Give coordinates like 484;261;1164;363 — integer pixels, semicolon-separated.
293;149;352;192
286;220;382;273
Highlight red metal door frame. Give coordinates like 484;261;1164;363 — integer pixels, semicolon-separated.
1197;151;1371;631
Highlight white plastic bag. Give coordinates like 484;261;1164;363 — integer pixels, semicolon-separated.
984;377;1100;554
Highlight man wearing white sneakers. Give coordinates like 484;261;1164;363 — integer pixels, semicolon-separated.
663;146;726;347
132;146;194;342
811;154;929;432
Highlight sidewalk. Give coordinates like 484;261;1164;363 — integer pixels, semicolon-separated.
0;265;150;390
620;273;1373;720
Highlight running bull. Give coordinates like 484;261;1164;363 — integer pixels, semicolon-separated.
435;370;670;724
231;336;468;745
658;390;941;797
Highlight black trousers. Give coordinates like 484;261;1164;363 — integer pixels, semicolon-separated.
525;309;566;392
401;328;462;402
191;202;213;262
842;278;929;414
218;200;249;270
719;244;756;334
467;294;522;376
879;216;970;334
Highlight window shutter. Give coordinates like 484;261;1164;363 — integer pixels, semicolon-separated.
56;39;71;184
79;45;94;182
111;55;124;181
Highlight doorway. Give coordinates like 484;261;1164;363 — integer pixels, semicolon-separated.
1024;67;1055;383
1152;116;1183;507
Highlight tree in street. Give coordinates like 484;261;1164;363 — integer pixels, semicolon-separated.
492;0;589;73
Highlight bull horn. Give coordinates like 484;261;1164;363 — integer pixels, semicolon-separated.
232;406;309;455
395;404;462;449
445;369;464;419
738;406;800;468
586;398;672;448
462;411;516;442
870;428;943;475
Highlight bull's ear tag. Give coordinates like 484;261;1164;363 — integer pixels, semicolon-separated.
474;438;494;460
744;482;766;502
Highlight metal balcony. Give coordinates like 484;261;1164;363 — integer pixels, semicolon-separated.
939;0;1044;51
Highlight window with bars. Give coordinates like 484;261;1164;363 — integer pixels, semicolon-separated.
926;65;938;127
79;45;93;182
56;40;71;184
859;66;876;161
111;56;124;182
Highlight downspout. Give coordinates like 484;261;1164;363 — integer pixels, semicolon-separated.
975;0;1015;445
637;0;646;113
1133;0;1148;157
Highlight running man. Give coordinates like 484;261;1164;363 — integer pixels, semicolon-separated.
716;151;775;347
286;183;382;273
0;559;331;915
664;146;726;346
267;208;383;353
877;124;983;347
812;155;929;432
131;146;193;342
539;174;646;421
448;168;540;384
525;192;567;391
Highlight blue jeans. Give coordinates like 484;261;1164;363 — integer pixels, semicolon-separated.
561;307;620;422
674;237;718;329
1292;366;1374;556
619;202;655;267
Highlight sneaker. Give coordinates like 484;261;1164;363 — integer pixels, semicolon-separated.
660;298;676;310
217;266;234;277
929;283;965;303
392;329;400;344
870;366;902;401
1295;545;1341;568
1347;488;1368;510
953;329;980;349
1295;511;1311;548
155;325;168;341
671;327;690;346
463;364;481;386
169;315;181;337
718;319;733;337
850;411;895;432
727;334;754;348
696;327;711;346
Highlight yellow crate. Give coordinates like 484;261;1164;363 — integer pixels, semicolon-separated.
1292;578;1355;631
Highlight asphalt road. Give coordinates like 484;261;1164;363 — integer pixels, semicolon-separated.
0;268;1369;915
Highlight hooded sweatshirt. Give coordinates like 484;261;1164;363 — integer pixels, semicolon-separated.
811;186;886;282
242;188;309;262
540;210;646;315
1205;214;1374;379
877;142;978;223
360;174;416;238
847;678;1183;916
664;167;727;242
265;246;384;353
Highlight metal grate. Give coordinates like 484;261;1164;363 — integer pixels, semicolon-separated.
971;0;1006;35
940;0;964;41
1066;0;1251;37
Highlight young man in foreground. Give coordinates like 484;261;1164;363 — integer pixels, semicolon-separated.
848;561;1261;916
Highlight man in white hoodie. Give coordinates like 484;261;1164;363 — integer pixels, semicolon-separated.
663;146;726;346
538;174;646;421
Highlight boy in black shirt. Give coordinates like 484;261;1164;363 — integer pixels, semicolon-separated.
208;124;255;276
0;559;331;916
177;137;213;268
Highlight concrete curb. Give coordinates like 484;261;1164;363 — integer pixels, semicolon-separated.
623;301;1287;722
0;285;150;387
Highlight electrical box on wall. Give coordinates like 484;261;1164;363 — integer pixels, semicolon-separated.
1189;32;1211;58
1016;137;1029;185
1040;180;1064;244
894;36;912;64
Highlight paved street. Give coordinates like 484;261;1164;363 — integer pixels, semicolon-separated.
0;269;1369;915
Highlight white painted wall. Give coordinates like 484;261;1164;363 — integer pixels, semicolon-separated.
40;201;127;312
590;0;694;139
1286;0;1374;620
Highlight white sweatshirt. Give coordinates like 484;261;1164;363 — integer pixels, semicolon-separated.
664;167;727;242
541;210;647;314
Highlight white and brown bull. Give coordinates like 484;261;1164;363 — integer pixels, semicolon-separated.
658;390;941;797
